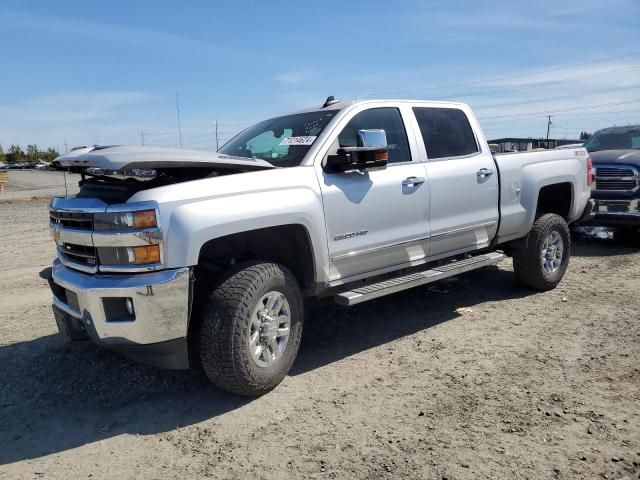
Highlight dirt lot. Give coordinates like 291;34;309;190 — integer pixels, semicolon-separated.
0;172;639;479
0;170;80;200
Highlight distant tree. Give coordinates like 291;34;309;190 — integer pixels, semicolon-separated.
6;144;25;163
579;131;592;141
26;144;39;162
42;147;60;162
2;144;59;163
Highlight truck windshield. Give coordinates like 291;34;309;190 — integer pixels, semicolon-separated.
584;127;640;152
219;110;338;167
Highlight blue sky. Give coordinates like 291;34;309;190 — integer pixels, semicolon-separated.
1;0;639;151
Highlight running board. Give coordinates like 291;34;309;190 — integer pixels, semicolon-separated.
334;251;505;306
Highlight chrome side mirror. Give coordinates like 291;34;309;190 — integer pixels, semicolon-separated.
357;129;387;149
324;129;389;173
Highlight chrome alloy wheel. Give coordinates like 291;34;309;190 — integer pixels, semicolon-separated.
541;230;564;274
248;291;291;367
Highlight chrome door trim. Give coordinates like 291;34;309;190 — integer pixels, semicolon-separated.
331;235;430;262
430;221;497;239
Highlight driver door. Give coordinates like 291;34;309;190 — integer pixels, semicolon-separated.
317;106;430;282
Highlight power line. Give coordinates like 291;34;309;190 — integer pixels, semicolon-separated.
354;51;640;98
477;98;640;121
423;65;640;103
480;110;640;128
472;83;640;110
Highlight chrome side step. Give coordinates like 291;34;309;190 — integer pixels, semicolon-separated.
334;251;505;306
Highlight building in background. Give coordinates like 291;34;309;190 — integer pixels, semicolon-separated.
488;137;582;153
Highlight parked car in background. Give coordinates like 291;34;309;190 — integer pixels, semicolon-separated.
583;124;640;230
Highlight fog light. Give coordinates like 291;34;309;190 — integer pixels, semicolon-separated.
125;298;135;317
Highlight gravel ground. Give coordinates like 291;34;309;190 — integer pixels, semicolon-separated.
0;170;80;200
0;182;639;479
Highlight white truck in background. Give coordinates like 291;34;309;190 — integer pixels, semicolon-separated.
48;97;593;396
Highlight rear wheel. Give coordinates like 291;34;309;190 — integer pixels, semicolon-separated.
513;213;571;291
198;262;303;396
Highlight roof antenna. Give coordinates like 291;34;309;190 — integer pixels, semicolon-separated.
323;96;340;108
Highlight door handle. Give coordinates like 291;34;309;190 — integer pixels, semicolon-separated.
477;168;494;178
402;176;425;188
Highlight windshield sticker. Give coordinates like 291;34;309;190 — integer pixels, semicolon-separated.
279;136;317;146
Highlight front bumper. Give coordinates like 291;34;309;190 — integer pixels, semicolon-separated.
587;198;640;226
49;258;191;369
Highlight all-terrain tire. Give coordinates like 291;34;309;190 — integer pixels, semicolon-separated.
513;213;571;291
198;262;303;396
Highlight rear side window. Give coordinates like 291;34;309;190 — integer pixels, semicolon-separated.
338;107;411;163
413;107;479;159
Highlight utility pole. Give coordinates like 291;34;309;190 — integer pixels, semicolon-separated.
546;115;553;145
215;121;219;151
140;130;145;146
64;139;68;153
176;91;183;148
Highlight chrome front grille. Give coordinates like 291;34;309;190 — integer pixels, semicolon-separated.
49;198;164;274
50;210;93;230
593;164;639;193
59;243;98;268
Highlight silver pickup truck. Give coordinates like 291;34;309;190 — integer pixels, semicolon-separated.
48;98;593;396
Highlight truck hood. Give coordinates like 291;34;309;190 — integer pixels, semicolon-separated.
55;145;275;172
589;149;640;167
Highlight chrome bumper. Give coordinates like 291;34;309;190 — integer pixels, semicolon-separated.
50;258;191;347
591;198;640;226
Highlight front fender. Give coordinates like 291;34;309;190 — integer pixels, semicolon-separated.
163;188;329;283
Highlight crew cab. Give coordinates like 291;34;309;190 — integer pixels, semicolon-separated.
583;124;640;229
48;98;592;396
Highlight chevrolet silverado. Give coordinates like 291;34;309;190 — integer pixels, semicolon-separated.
48;98;593;396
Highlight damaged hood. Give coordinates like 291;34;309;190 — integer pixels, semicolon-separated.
55;145;276;172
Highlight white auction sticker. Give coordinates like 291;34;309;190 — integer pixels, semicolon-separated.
279;136;317;146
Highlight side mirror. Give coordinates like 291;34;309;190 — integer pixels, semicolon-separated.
324;129;389;173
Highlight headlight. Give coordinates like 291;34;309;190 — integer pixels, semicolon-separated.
94;209;157;230
97;245;162;267
128;245;161;264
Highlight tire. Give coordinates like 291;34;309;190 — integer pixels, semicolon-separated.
198;262;303;396
513;213;571;291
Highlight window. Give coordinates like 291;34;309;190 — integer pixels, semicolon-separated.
219;110;338;167
584;127;640;152
413;107;479;159
338;108;411;163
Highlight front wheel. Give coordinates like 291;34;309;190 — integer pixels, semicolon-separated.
198;262;303;396
513;213;571;291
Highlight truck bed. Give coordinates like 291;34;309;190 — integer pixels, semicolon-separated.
494;148;591;244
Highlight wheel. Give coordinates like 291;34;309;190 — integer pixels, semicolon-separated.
513;213;571;291
198;262;303;396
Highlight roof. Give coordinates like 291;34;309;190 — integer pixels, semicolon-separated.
594;124;640;134
272;98;472;120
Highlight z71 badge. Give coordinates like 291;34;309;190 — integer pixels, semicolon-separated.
333;230;368;241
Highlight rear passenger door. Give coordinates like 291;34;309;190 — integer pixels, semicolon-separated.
412;106;499;257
